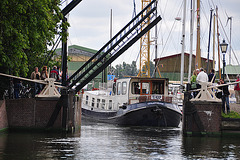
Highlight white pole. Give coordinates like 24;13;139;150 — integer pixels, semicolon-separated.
229;17;232;65
188;0;195;83
154;0;158;78
180;0;187;86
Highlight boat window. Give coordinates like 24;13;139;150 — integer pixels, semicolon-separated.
92;98;95;107
117;82;121;95
86;95;88;105
153;81;164;94
97;99;100;108
102;99;105;109
113;83;116;95
132;82;140;94
142;82;150;94
122;82;127;95
109;100;112;110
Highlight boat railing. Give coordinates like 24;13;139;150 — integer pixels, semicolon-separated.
128;94;180;105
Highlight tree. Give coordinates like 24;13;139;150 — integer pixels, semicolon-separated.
0;0;67;77
111;61;138;78
0;0;68;98
150;60;155;77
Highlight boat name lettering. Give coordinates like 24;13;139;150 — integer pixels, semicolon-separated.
151;95;162;100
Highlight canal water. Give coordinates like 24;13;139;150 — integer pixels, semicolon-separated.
1;121;240;159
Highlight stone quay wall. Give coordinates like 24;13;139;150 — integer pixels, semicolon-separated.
0;94;81;132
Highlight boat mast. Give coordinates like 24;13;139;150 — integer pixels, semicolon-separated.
154;0;158;78
188;0;195;83
180;0;187;86
216;6;221;79
109;9;113;75
213;13;216;70
206;9;213;74
226;16;232;65
195;0;201;69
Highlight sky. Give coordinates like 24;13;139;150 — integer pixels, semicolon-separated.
59;0;240;70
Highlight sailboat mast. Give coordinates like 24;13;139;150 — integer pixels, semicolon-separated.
180;0;186;86
154;0;158;78
216;6;221;79
206;9;213;74
188;0;195;83
213;13;216;70
228;17;232;65
195;0;201;69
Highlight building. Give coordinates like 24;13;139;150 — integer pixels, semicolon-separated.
223;65;240;81
154;53;213;81
56;45;107;88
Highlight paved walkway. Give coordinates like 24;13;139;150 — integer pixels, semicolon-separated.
230;103;240;112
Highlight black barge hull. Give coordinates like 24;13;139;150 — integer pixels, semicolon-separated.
82;102;182;127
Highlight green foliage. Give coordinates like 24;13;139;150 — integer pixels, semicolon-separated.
222;111;240;119
112;61;139;78
0;0;67;77
111;60;156;78
0;0;69;99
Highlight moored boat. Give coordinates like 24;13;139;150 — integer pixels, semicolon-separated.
81;77;182;127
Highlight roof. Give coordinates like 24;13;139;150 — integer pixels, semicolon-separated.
224;65;240;75
68;45;98;54
55;45;99;56
154;53;213;62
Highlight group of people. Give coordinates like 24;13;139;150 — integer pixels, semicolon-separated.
30;66;64;95
190;67;234;114
190;68;210;97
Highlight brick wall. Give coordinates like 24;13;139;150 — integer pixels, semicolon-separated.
183;100;222;135
6;98;62;129
192;101;222;133
5;95;81;131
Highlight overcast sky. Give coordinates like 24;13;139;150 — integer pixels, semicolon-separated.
60;0;240;69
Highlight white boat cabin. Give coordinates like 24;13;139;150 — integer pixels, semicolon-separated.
82;77;170;111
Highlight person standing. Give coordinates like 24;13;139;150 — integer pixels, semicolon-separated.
234;75;240;104
219;78;230;114
50;66;60;82
41;66;48;80
31;67;41;94
208;69;216;83
191;70;198;97
196;68;208;88
13;78;21;99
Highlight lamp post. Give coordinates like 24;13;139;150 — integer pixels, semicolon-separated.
220;39;228;81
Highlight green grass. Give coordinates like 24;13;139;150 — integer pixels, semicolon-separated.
222;111;240;119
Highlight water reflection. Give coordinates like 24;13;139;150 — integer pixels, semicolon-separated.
75;121;182;159
182;136;240;159
1;121;240;159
